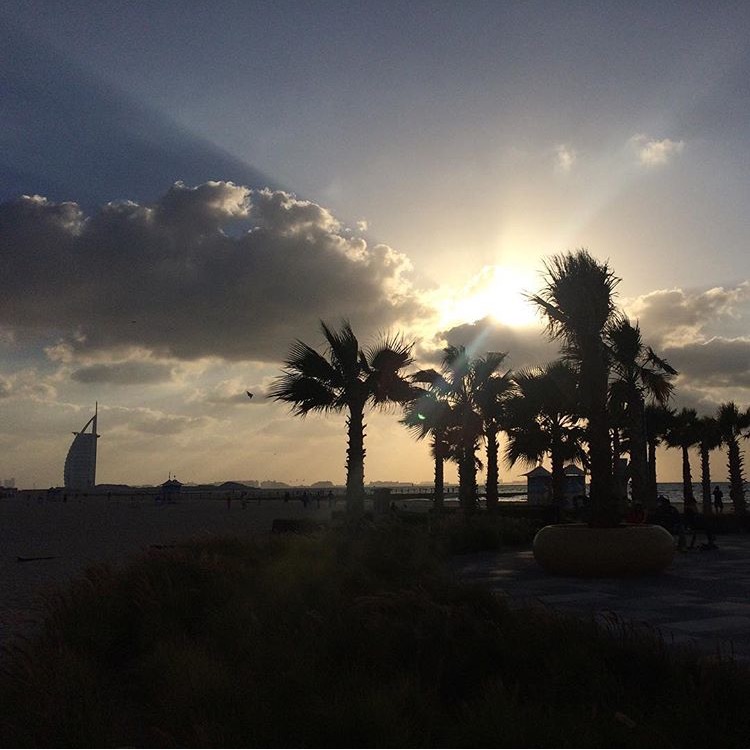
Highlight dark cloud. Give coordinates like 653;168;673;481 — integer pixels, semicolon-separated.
664;337;750;389
71;361;174;385
0;183;426;363
432;316;559;371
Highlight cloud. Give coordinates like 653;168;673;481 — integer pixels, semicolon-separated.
103;405;210;436
189;377;265;405
623;284;750;405
630;134;685;166
626;283;750;347
0;182;428;364
663;337;750;390
554;144;576;173
70;361;175;385
430;316;559;371
0;369;57;401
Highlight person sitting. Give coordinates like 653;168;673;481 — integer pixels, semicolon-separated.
683;499;717;550
652;496;686;549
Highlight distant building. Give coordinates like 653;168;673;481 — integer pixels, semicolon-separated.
64;405;99;489
161;477;182;503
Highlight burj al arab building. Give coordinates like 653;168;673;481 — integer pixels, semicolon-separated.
64;405;99;489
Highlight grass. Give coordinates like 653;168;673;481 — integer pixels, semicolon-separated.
1;519;750;747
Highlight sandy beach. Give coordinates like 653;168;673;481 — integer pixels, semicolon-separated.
0;494;334;646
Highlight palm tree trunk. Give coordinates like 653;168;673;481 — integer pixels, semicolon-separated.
432;436;445;512
681;445;695;503
727;438;747;515
699;442;713;516
550;425;565;522
458;445;477;513
485;429;499;511
345;406;366;516
629;397;649;506
611;427;620;481
646;438;658;509
584;348;615;525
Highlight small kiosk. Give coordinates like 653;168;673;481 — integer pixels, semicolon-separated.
563;464;586;507
524;466;553;506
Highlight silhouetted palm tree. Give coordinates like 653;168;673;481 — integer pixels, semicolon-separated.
697;415;722;515
644;403;674;506
666;408;700;504
504;361;586;508
269;321;415;515
606;316;676;506
472;353;514;511
411;346;509;511
608;391;629;504
716;401;750;516
401;389;453;511
530;249;620;525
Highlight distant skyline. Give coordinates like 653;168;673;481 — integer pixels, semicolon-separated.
2;2;750;487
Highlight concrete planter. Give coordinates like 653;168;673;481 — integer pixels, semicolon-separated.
533;523;675;577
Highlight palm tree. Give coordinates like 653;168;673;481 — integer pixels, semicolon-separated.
697;415;722;516
644;403;674;506
665;407;701;505
606;316;676;507
530;249;620;525
411;346;510;512
504;360;587;508
472;353;514;511
268;320;416;515
716;401;750;516
401;389;453;511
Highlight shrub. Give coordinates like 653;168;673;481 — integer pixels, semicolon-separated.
1;527;750;747
430;513;537;554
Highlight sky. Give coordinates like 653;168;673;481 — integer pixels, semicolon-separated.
2;1;750;488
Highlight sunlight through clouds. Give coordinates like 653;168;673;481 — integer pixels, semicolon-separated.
437;265;539;329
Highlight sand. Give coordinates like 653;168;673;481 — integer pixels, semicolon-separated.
0;494;334;646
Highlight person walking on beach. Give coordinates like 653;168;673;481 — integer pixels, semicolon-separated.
713;485;724;513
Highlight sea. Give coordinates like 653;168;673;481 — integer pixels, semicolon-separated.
379;481;734;512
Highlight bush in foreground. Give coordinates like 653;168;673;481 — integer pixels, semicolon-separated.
1;522;749;747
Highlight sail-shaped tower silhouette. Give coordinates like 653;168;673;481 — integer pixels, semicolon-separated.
64;404;99;488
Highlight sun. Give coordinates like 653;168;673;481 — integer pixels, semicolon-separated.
441;265;540;328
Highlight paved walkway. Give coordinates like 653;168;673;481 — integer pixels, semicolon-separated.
454;532;750;662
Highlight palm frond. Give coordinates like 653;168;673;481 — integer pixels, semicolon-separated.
365;336;414;374
504;423;548;469
285;340;342;386
646;347;678;376
640;367;674;405
266;373;339;416
320;320;360;379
